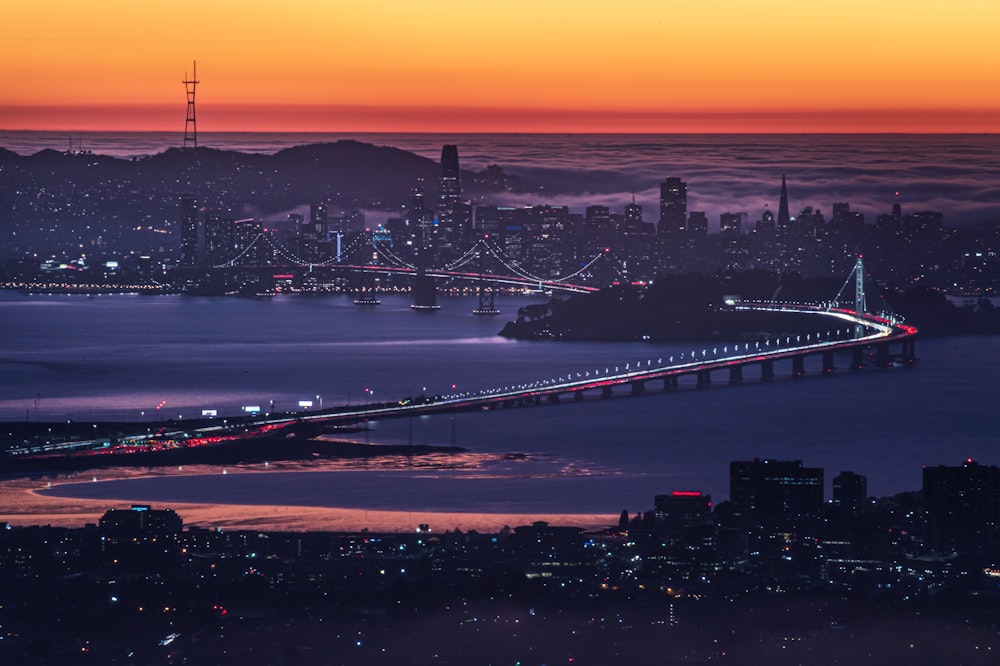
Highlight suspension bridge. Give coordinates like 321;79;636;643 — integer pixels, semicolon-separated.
198;230;615;297
12;258;918;458
280;258;916;423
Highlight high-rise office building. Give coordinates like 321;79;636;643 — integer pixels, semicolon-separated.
730;458;823;521
796;207;825;238
406;181;435;253
832;471;867;511
654;491;713;531
924;459;1000;555
100;505;183;535
720;212;746;238
907;210;945;235
438;145;464;244
757;208;776;236
204;209;235;266
658;177;687;235
179;195;199;266
310;203;329;236
234;218;270;266
623;196;643;236
585;205;613;245
831;202;850;225
585;205;611;227
299;203;330;262
687;211;709;236
777;174;790;234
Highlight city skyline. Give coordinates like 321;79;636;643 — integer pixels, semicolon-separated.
3;1;999;133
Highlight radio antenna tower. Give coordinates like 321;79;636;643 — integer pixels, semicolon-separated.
182;61;199;149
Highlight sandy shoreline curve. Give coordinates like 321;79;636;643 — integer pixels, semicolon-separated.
0;462;616;533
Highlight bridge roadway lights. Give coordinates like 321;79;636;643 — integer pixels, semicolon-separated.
696;370;711;389
729;365;743;384
631;381;645;395
761;360;775;382
822;351;835;374
602;386;614;399
792;355;805;378
851;347;864;370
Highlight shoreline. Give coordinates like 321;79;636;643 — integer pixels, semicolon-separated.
0;460;617;534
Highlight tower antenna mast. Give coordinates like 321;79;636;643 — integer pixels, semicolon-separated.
182;61;199;149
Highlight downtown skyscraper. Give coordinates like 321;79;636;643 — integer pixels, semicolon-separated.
658;177;687;236
438;145;469;247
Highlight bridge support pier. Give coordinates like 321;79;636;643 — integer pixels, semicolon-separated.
573;390;585;402
876;342;891;367
696;370;711;389
663;376;679;392
851;347;864;370
631;381;645;395
533;395;542;405
602;386;613;399
729;365;743;384
792;355;805;377
902;339;917;364
822;351;835;374
547;393;561;404
761;360;774;382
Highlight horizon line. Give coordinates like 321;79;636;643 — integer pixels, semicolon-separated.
2;105;998;135
2;129;997;136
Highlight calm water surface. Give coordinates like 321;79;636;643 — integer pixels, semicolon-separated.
5;292;999;514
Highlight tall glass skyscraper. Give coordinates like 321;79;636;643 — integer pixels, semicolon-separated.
438;144;462;242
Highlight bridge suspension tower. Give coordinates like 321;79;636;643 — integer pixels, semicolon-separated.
354;234;381;305
830;255;898;338
472;238;500;315
854;255;866;338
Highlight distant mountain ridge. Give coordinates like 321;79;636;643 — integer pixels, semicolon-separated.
0;140;530;253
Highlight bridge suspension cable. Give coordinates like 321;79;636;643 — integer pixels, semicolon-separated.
479;239;609;285
371;237;417;269
268;235;335;266
553;250;609;283
442;239;488;271
206;228;615;292
827;256;899;332
212;232;266;268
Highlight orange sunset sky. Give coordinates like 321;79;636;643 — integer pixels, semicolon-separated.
3;0;998;133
